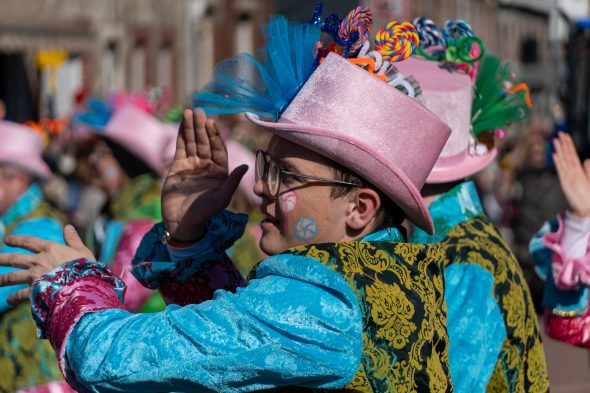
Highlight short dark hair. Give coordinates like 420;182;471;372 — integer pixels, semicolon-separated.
329;161;406;231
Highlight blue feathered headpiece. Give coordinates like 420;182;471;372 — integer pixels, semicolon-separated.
194;16;321;121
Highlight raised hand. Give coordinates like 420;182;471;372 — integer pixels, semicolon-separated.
161;109;248;243
0;225;95;304
553;132;590;218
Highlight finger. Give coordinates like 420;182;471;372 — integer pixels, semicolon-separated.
183;109;197;157
218;165;249;205
562;134;580;167
0;270;33;287
584;159;590;178
195;110;212;159
4;235;51;254
7;288;31;305
175;113;188;160
553;153;564;179
64;225;85;250
0;252;35;269
208;121;228;165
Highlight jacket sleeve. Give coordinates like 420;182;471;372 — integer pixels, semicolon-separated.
31;255;363;393
130;210;247;305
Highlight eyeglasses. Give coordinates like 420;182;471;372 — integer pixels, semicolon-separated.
255;150;361;198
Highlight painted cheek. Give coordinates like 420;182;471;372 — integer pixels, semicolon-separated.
293;216;319;242
278;190;297;213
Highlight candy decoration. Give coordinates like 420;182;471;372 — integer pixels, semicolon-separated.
375;21;419;62
338;6;374;53
441;19;473;46
412;17;444;49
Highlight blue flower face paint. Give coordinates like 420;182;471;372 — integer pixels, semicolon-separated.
294;217;318;241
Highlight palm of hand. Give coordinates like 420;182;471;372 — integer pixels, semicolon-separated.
162;110;248;242
554;133;590;218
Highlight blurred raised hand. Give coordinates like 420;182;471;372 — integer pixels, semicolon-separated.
0;225;95;304
161;109;248;243
553;132;590;218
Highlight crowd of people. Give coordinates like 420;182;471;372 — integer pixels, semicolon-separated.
0;4;588;393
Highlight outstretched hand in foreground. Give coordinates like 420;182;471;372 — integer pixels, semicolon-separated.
0;225;95;304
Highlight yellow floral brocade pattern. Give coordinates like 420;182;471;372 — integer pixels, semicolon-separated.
442;217;549;393
286;241;453;393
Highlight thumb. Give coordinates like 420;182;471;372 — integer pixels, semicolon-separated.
219;165;249;204
64;225;85;250
584;159;590;178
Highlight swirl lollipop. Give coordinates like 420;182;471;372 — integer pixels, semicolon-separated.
441;19;473;46
412;17;444;49
375;21;419;63
338;6;374;53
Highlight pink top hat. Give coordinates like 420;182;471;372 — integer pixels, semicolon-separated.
395;56;497;183
0;121;51;180
247;53;451;234
98;104;170;175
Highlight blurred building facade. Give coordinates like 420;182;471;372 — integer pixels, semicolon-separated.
0;0;274;120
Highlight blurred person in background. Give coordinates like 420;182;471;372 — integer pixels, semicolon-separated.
513;123;567;311
0;121;65;392
397;18;548;392
531;132;590;347
72;102;172;313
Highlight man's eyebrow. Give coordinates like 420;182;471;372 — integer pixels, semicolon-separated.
273;156;296;171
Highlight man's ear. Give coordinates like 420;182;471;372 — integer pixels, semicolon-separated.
346;188;381;231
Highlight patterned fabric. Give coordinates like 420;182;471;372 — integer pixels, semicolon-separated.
0;183;65;392
0;303;63;393
17;380;76;393
45;255;364;392
31;259;126;339
410;181;548;393
542;213;590;290
531;218;588;316
131;210;248;289
256;240;452;393
531;217;590;347
442;217;548;393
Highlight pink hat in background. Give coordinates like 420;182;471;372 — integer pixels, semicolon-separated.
225;139;260;206
248;53;451;234
0;121;51;180
396;55;496;184
98;104;170;175
162;122;180;165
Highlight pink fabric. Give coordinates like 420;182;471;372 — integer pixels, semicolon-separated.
17;381;77;393
0;121;51;179
395;55;496;184
98;105;170;174
543;213;590;290
546;307;590;348
246;53;451;234
46;276;124;381
159;254;245;306
109;220;156;312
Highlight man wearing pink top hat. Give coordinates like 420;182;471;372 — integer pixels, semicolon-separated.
0;121;65;392
397;18;549;392
0;10;459;392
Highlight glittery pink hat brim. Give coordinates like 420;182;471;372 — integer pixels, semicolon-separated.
427;148;498;183
247;113;435;234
